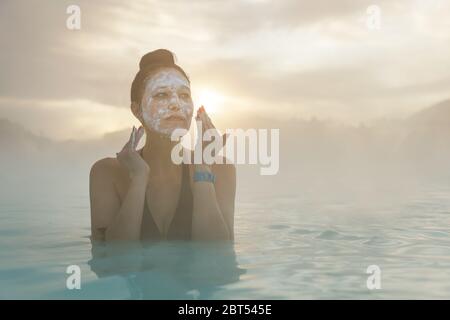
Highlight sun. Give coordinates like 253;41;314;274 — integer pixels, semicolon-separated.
194;88;225;115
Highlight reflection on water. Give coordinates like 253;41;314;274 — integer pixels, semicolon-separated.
88;241;246;299
1;185;450;299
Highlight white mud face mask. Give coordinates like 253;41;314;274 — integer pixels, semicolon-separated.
140;68;193;137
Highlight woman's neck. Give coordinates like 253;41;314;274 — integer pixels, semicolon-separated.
142;130;179;171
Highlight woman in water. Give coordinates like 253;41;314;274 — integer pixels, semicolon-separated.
89;49;235;242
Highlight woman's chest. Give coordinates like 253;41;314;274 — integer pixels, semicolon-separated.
145;179;182;219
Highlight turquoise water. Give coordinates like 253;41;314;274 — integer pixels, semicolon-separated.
1;183;450;299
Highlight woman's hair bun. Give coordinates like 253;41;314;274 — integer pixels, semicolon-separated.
131;49;189;104
139;49;175;70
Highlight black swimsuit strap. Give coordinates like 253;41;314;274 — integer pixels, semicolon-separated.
139;149;193;241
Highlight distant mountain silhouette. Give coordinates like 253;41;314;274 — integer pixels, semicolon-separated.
1;98;448;150
0;118;52;150
401;100;450;171
1;98;449;189
409;99;450;126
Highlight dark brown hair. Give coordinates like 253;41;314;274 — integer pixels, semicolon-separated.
130;49;190;104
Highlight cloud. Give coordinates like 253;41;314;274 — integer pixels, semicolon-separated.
1;0;450;138
192;56;450;122
0;97;134;140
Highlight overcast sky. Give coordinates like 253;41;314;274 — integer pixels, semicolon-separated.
1;0;449;140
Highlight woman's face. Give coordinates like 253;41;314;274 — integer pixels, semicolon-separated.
140;68;193;136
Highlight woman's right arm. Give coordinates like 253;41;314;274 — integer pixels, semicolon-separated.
90;126;149;242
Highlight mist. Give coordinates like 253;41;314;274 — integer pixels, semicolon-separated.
1;99;449;215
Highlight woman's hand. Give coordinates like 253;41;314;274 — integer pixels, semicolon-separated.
195;106;214;171
116;125;149;180
191;106;233;240
195;106;227;165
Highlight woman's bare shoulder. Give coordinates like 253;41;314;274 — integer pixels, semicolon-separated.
90;157;125;181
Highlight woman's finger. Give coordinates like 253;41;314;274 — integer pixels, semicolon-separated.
199;108;209;130
205;112;213;127
202;108;216;130
130;126;136;150
133;126;144;150
222;133;229;147
121;141;130;153
205;111;217;132
120;126;135;153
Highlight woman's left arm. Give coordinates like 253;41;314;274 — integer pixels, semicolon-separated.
191;163;236;240
191;107;236;241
